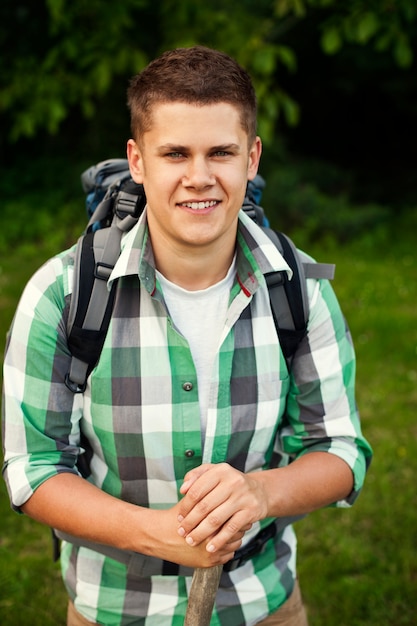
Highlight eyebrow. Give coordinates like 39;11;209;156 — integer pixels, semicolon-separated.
211;143;241;153
156;143;241;154
156;144;188;154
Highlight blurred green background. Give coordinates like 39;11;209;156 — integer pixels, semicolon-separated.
1;1;416;624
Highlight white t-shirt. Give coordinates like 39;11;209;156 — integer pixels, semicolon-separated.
156;258;236;434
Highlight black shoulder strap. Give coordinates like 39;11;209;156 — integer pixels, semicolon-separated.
65;230;119;392
65;217;139;393
262;228;335;368
65;177;145;393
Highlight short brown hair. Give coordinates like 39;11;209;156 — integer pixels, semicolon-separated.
127;46;257;144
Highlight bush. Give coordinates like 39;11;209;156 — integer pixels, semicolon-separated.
0;156;88;255
260;156;391;246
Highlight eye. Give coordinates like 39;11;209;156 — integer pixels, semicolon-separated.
166;151;184;159
213;150;231;157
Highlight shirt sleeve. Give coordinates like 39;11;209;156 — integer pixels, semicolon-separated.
2;251;82;511
279;277;373;507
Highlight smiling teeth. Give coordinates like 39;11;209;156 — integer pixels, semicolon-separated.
182;201;217;210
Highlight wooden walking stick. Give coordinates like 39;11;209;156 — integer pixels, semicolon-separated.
184;565;223;626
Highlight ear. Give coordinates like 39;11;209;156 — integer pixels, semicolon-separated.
247;136;262;181
127;139;144;183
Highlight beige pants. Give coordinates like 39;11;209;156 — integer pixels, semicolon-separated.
256;581;309;625
67;580;308;626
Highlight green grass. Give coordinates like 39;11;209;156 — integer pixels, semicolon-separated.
0;490;68;625
296;236;417;625
1;204;416;624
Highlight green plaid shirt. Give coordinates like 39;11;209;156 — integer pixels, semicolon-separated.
2;210;372;625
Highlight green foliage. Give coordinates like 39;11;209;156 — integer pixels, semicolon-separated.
0;0;149;140
274;0;416;66
1;0;415;145
260;154;391;246
0;156;87;256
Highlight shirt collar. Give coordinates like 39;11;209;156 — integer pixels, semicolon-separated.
108;209;155;294
235;209;292;297
108;208;292;298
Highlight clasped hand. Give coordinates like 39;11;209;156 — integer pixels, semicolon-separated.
177;463;269;555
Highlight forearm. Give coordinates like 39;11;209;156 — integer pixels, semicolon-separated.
21;473;154;553
251;451;354;518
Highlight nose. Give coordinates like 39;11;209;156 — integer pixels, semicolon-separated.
182;156;215;189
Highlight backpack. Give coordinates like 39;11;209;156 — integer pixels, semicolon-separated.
64;159;335;394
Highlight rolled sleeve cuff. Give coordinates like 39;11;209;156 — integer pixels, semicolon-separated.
3;455;78;512
299;437;372;507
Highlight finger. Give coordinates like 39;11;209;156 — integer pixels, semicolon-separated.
184;507;247;549
205;514;250;554
178;469;226;523
178;490;231;542
180;464;213;495
204;530;244;563
178;469;250;538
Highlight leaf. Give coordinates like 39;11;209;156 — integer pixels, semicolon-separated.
274;0;307;18
277;45;297;72
356;12;379;44
252;47;277;76
281;94;300;126
45;0;65;23
92;61;111;94
394;36;413;68
374;32;393;52
321;26;342;55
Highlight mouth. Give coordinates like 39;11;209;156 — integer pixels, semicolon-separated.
178;200;219;210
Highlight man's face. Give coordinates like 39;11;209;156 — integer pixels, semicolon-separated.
127;101;261;256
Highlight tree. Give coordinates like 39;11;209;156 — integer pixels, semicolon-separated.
0;0;415;145
0;0;150;140
275;0;416;67
0;0;297;142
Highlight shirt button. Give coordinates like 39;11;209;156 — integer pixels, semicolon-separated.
182;382;193;391
185;449;195;458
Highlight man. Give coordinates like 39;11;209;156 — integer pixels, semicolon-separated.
2;46;372;625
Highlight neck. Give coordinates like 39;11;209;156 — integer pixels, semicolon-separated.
150;235;236;291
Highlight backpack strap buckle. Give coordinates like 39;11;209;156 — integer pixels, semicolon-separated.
94;261;114;281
